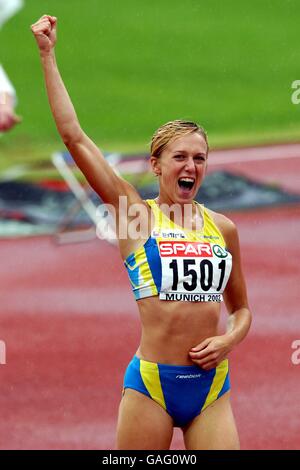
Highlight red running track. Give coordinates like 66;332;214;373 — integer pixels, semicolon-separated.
0;143;300;449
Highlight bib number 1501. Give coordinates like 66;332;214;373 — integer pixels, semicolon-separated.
169;259;226;292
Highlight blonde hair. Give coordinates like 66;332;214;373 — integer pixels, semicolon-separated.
150;120;209;158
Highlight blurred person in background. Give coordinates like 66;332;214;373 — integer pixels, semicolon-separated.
0;64;20;131
0;0;23;132
31;14;252;450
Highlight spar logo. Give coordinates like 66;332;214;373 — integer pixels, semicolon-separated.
212;244;228;258
159;241;213;257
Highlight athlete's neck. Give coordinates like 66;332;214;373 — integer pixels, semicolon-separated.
155;197;203;231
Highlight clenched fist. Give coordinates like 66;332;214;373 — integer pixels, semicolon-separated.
31;15;57;54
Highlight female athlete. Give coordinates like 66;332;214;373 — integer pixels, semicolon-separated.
31;15;252;450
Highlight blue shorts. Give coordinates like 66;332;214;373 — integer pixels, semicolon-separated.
123;355;230;428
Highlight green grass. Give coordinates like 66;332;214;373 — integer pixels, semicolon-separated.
1;0;300;169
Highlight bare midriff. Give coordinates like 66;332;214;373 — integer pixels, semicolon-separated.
135;296;221;366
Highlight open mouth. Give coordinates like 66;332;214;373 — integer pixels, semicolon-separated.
178;177;195;192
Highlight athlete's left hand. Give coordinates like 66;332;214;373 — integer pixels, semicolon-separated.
189;335;233;370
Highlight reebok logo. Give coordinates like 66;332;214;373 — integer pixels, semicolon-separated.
176;373;202;379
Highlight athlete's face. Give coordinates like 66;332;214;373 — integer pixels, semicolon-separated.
151;132;208;204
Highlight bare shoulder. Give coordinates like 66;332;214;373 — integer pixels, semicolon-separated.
205;208;238;245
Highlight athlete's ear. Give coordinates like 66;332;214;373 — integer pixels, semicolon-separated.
150;155;161;177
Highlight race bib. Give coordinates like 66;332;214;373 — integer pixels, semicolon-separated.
158;241;232;302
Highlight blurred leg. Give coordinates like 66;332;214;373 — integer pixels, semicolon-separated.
116;389;174;450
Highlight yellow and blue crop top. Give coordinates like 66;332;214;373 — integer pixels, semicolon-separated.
124;199;232;302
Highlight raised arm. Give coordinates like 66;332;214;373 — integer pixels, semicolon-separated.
30;15;142;209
